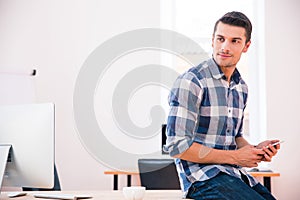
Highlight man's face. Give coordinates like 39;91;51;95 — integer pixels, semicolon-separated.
212;22;251;69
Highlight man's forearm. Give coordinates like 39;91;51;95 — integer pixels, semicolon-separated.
173;142;237;165
235;136;250;149
173;140;265;168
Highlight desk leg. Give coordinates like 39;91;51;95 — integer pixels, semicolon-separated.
263;177;271;192
113;175;118;190
127;175;132;187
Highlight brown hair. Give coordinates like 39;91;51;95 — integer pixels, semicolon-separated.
213;11;252;43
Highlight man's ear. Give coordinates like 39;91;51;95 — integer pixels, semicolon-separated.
243;41;251;53
211;35;215;48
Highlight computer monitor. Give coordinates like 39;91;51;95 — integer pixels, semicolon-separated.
0;103;55;190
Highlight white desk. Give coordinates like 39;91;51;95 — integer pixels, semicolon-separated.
0;190;185;200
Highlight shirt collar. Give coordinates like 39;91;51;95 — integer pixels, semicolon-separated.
208;58;242;84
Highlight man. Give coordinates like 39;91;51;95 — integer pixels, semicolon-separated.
164;11;280;200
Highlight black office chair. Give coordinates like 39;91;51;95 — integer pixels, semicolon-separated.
138;159;181;190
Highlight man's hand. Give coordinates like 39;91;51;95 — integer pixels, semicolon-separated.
255;140;280;162
233;145;265;167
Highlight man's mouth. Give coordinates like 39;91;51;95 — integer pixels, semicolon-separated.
218;53;232;58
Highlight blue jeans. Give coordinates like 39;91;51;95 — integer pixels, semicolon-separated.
186;172;276;200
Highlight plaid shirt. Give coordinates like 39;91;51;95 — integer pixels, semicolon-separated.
164;58;258;197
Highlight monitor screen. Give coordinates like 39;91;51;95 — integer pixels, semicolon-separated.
0;103;55;189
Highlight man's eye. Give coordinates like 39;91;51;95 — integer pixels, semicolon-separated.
232;39;240;44
217;38;224;42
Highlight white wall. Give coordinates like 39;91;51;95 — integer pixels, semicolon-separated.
0;0;161;190
265;0;300;199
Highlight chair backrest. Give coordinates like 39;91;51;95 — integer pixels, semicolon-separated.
138;159;181;190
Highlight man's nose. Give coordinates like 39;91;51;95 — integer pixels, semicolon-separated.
221;41;230;53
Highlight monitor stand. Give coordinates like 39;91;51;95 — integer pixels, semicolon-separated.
0;144;11;192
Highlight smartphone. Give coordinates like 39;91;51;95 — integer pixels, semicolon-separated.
265;140;284;149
